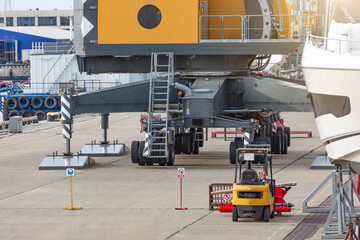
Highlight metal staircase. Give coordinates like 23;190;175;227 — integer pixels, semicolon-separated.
146;52;174;164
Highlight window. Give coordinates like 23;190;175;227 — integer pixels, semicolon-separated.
311;93;351;118
17;17;35;26
0;18;4;24
38;17;57;26
6;17;13;26
334;0;360;23
60;16;70;26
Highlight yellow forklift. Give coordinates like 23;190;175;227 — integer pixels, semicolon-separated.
232;144;275;222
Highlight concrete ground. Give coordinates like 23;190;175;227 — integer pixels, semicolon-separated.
0;112;336;240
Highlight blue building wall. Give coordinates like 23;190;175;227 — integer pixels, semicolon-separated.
0;29;68;60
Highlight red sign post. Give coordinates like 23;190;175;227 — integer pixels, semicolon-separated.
176;168;187;210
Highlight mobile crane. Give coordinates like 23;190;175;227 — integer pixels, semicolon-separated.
41;0;312;169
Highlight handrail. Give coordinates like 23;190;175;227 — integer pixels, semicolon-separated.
199;14;302;42
307;34;360;54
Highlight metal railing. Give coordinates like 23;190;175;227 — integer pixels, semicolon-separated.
32;41;74;55
307;34;360;54
199;13;325;42
22;81;123;95
199;14;302;42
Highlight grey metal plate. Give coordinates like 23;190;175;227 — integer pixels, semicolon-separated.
310;154;336;169
39;155;95;170
80;144;125;156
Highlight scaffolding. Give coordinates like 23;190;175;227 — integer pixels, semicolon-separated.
3;35;18;62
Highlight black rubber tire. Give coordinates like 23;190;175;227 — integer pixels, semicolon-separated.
236;138;244;148
264;137;271;145
8;110;20;117
6;97;18;110
258;141;267;164
44;96;57;109
236;139;244;164
197;128;204;147
131;141;140;163
146;156;154;166
18;96;30;108
229;141;237;164
22;110;33;118
272;133;281;154
182;133;191;154
167;143;175;166
175;133;182;154
284;127;291;147
276;126;283;132
189;132;195;154
267;133;274;153
263;206;270;222
232;205;238;222
270;203;275;218
193;141;199;154
31;96;44;109
138;141;146;166
34;110;46;121
152;142;163;166
281;133;288;154
234;137;242;144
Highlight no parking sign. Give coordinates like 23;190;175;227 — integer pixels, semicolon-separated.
178;168;185;178
223;193;232;201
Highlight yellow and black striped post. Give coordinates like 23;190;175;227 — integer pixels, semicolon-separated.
61;95;73;156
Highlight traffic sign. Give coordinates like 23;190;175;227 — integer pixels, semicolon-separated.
223;193;232;201
178;168;185;178
66;168;75;176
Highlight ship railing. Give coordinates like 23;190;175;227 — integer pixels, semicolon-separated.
307;34;360;54
199;14;304;42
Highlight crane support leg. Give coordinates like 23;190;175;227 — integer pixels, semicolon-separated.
79;112;125;157
39;95;95;170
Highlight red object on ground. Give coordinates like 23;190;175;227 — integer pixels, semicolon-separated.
211;131;244;138
275;207;291;212
276;119;285;131
290;131;312;138
219;203;233;213
356;175;360;195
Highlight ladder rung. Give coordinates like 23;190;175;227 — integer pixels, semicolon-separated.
151;149;166;152
152;130;168;133
156;65;170;67
152;136;166;139
154;104;166;108
156;76;169;80
154;80;168;83
154;99;167;102
154;92;167;95
154;86;168;89
152;143;166;145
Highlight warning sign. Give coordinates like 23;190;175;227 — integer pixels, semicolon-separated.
178;168;185;178
223;193;232;201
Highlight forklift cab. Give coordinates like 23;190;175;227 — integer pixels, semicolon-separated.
232;144;276;222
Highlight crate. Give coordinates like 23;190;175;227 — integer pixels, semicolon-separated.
209;183;233;210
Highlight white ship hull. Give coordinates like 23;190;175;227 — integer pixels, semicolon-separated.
302;23;360;172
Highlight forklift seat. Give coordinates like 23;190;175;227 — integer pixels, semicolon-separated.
241;169;259;184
